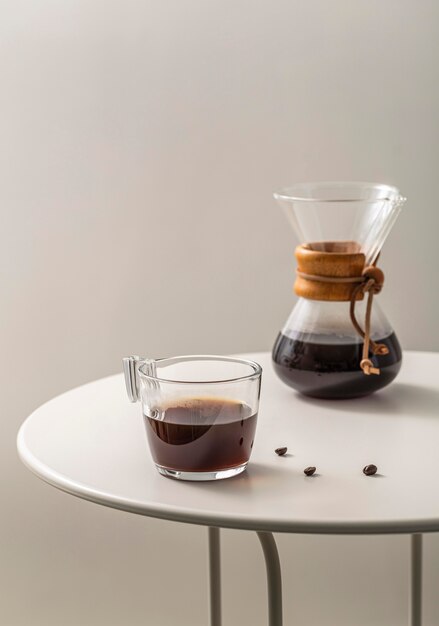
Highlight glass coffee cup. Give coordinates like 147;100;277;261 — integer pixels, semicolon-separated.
123;355;262;481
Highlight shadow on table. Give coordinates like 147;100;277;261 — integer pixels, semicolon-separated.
294;383;439;419
183;462;305;496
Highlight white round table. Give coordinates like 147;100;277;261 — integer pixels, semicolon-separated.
17;351;439;626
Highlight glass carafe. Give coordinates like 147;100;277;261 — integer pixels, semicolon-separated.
272;182;405;399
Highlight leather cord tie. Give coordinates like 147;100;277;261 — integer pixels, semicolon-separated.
349;266;388;375
296;265;389;375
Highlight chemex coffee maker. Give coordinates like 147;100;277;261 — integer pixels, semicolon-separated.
272;182;406;399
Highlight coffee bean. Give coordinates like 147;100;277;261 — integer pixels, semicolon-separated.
275;447;287;456
304;466;316;476
363;464;378;476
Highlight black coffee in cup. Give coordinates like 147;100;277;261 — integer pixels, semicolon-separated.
144;397;257;473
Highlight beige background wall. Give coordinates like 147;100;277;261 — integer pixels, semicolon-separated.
2;1;439;624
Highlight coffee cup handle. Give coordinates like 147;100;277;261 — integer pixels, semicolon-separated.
123;356;158;402
123;355;143;402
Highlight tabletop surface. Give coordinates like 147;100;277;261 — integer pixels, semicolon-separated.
17;351;439;535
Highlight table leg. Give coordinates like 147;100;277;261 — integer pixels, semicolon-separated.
257;531;283;626
208;527;222;626
410;534;423;626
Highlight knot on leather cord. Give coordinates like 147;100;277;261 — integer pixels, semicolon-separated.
350;266;389;376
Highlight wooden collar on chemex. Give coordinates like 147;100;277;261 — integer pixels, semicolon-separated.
294;242;389;376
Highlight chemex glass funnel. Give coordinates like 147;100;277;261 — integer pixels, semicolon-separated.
274;182;405;265
272;182;406;400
